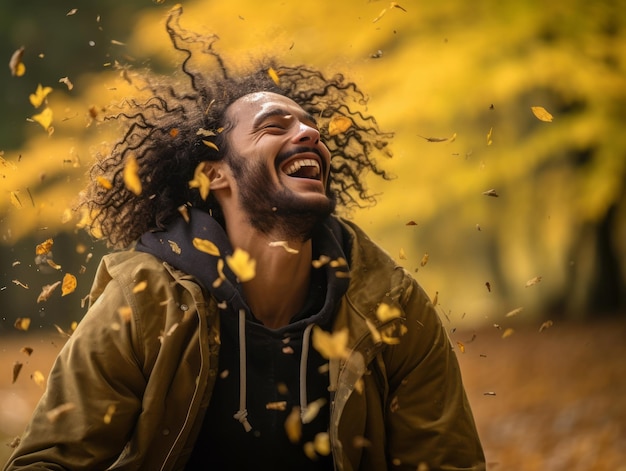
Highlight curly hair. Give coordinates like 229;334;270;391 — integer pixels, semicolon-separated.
78;5;393;249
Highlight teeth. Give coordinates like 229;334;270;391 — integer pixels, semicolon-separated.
284;158;320;176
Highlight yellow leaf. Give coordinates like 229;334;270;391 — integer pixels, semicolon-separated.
61;273;77;296
29;84;53;108
525;276;542;287
505;307;524;318
457;341;465;353
132;280;148;293
32;107;53;131
268;67;281;85
36;238;54;255
486;127;493;146
103;404;116;424
284;406;301;443
312;326;350;359
398;248;406;260
314;432;331;456
192;238;220;256
123;155;142;195
14;318;31;331
96;176;112;189
226;248;256;282
376;303;401;322
420;252;429;267
328;116;352;136
202;140;219;152
531;106;554;122
188;162;210;200
502;328;514;339
31;370;45;388
301;398;327;424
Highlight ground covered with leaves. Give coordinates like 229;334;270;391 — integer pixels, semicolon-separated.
1;318;625;469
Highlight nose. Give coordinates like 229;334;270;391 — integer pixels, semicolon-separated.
294;121;320;145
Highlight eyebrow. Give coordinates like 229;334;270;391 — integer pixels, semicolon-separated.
252;107;318;129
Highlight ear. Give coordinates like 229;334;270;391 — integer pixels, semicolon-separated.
201;161;230;191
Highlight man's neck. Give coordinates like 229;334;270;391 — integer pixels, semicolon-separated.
226;223;314;329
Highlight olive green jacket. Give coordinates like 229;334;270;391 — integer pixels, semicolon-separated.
5;219;485;471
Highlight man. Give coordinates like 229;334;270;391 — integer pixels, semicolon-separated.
4;6;485;471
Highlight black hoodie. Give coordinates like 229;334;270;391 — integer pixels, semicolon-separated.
136;209;351;470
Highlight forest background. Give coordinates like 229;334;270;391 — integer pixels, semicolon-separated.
0;0;625;469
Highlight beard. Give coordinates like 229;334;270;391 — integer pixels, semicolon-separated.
227;151;336;242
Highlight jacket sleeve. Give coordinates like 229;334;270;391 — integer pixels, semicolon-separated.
382;276;485;471
3;277;148;471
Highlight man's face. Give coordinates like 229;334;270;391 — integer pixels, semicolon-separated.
222;91;335;240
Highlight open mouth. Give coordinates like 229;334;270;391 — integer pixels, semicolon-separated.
282;158;322;180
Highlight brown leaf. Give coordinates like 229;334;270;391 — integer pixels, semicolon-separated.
12;362;23;384
482;189;499;197
20;347;33;356
36;238;54;255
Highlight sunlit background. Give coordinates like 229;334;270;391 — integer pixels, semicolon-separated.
1;0;625;469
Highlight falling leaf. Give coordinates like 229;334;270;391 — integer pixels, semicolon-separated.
284;407;301;443
312;326;350;359
192;238;220;256
420;253;429;267
373;2;407;23
417;133;455;143
14;318;31;331
12;362;23;384
202;140;219;152
59;76;73;90
482;189;499;197
118;306;132;323
168;240;181;254
525;276;542;287
46;403;76;423
188;162;210;200
539;320;554;332
31;370;45;387
132;280;148;293
10;191;23;209
46;259;62;270
376;303;401;322
32;107;53;131
20;347;33;356
266;401;287;411
96;176;112;189
431;291;438;306
406;220;417;226
328;116;352;136
314;432;331;456
268;241;299;254
37;281;62;303
501;328;514;339
486;127;493;146
12;279;29;289
398;248;407;260
302;398;327;424
123;155;142;195
531;106;554;122
380;324;407;345
456;341;465;353
505;307;524;318
485;281;491;292
29;84;53;108
178;204;190;223
61;273;77;296
303;442;316;460
268;67;280;85
226;248;256;282
36;238;54;255
103;404;116;424
53;324;75;338
212;258;226;288
483;391;497;396
9;46;26;77
312;255;330;268
66;8;78;16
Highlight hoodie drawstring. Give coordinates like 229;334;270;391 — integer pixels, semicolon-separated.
299;323;315;422
232;313;316;432
233;309;253;432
